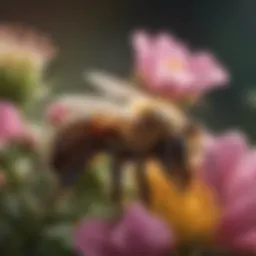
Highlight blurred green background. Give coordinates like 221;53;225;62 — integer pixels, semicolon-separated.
1;0;256;140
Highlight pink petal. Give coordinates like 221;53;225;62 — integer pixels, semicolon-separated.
233;230;256;253
131;30;153;77
74;219;114;256
124;203;172;250
216;228;256;253
226;150;256;201
190;51;229;91
0;101;24;146
132;30;152;56
202;131;248;201
210;132;256;253
132;31;196;99
110;203;173;255
219;193;256;237
201;131;216;150
132;30;229;100
153;34;194;89
74;205;173;256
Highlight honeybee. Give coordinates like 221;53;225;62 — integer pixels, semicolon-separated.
49;71;203;206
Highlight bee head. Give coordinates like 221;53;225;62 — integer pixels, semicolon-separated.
126;106;171;151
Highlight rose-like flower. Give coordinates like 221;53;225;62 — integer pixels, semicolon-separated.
132;31;229;101
146;131;256;253
74;203;173;256
202;131;256;254
0;101;25;148
0;24;57;105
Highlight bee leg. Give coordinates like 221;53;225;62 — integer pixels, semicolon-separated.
135;157;151;207
57;145;97;187
59;158;87;186
171;136;192;187
157;137;191;188
110;154;126;207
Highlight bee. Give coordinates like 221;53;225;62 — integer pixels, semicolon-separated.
48;71;203;206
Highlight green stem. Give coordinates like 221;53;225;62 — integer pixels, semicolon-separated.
4;233;24;256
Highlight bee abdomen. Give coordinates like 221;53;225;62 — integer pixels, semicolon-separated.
49;117;122;185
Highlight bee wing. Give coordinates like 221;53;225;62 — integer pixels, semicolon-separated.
84;70;188;128
51;94;132;122
157;101;188;129
84;70;147;102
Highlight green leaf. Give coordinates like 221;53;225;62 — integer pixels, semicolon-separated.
44;223;75;248
36;236;77;256
0;65;39;108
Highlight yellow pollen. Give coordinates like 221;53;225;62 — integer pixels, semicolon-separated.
145;160;220;243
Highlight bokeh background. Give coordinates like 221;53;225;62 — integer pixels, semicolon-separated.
1;0;256;139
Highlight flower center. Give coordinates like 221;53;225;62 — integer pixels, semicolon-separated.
164;58;185;73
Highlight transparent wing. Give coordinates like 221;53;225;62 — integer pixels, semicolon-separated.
84;70;147;102
50;94;132;121
153;100;188;129
83;70;188;129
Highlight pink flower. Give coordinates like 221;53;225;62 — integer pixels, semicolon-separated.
132;31;229;100
74;203;174;256
0;101;25;147
0;24;56;71
202;131;256;253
